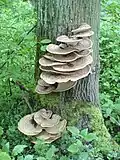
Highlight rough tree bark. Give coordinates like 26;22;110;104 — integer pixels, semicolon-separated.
34;0;119;153
36;0;100;109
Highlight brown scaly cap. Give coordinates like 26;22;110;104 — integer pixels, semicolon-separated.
40;65;91;84
53;55;93;72
45;119;67;134
34;111;61;128
34;109;53;125
56;35;80;45
73;38;93;51
76;49;93;57
40;66;73;75
33;133;61;144
44;49;92;63
36;131;60;141
36;108;52;119
44;52;78;63
71;23;91;34
45;134;61;143
71;30;94;38
39;57;65;66
46;44;78;55
18;114;42;136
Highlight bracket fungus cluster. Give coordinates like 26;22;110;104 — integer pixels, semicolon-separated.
18;109;67;143
35;23;94;94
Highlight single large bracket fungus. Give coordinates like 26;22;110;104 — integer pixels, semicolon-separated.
35;23;94;94
18;108;67;143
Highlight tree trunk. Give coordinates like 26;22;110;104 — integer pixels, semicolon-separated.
35;0;119;153
36;0;100;107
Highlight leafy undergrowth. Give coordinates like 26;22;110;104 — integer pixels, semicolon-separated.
0;0;120;160
100;0;120;144
0;126;119;160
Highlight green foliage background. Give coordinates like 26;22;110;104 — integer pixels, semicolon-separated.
0;0;119;159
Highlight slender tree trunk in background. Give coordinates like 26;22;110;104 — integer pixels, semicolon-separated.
34;0;119;152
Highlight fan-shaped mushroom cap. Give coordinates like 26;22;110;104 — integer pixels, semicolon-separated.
35;84;56;94
44;52;78;63
39;57;65;66
41;114;61;128
45;119;67;134
36;131;52;140
73;38;93;51
34;112;61;128
71;23;91;34
45;134;61;143
53;55;93;72
36;109;53;119
53;81;77;92
34;109;53;124
44;49;91;63
56;35;80;45
77;49;93;57
40;65;91;84
71;31;94;38
36;131;60;141
40;66;72;75
37;79;50;87
18;114;42;136
47;44;78;55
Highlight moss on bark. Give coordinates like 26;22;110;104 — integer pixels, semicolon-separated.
58;101;119;153
36;93;59;108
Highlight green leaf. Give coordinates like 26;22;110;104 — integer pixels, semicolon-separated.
0;126;3;136
46;145;57;160
40;39;51;44
17;156;24;160
37;157;46;160
79;152;89;160
2;142;10;153
67;126;80;136
60;156;68;160
24;155;34;160
80;128;88;137
84;133;97;142
12;145;27;156
106;108;112;116
67;143;80;154
76;140;83;147
110;117;118;124
40;45;48;52
0;152;11;160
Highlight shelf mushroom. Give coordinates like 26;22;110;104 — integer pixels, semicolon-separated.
53;55;93;72
18;108;67;143
71;23;94;38
35;23;94;94
35;79;56;94
71;23;91;33
46;44;78;55
18;114;42;136
40;65;91;84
